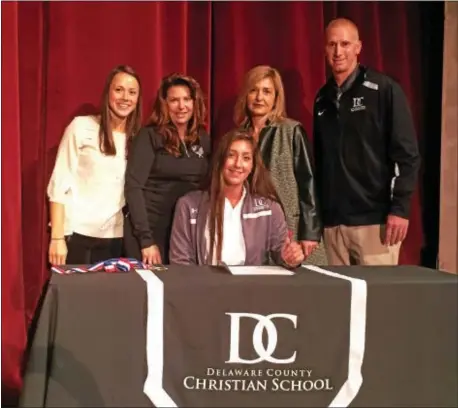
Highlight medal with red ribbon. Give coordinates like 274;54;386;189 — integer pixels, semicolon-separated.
51;257;150;275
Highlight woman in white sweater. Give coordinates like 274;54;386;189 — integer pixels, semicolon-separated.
47;65;142;265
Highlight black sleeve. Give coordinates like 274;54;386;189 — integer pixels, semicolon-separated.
387;80;421;218
312;100;323;216
125;127;156;249
292;124;323;241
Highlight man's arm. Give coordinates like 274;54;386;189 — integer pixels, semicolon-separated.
387;80;421;218
384;80;421;246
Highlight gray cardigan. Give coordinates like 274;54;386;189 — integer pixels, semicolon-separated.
169;190;288;265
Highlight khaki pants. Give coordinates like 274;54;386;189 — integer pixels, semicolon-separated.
323;224;402;266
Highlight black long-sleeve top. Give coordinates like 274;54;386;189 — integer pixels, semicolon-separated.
125;126;210;256
313;65;421;227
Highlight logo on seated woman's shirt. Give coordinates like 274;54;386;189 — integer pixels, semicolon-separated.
253;198;269;212
189;207;198;225
191;145;204;158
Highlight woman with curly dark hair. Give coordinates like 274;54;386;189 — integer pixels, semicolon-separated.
124;73;210;264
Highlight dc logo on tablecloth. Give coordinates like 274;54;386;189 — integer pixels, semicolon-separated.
225;313;298;364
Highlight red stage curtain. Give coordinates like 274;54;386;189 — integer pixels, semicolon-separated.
1;1;27;401
1;1;436;401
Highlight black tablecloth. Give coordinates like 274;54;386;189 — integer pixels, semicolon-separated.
20;265;458;407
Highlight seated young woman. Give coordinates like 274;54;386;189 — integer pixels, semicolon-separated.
169;129;304;267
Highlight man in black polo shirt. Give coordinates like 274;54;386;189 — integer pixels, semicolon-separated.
313;17;420;265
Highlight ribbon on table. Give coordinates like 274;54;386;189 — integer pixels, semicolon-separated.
51;257;146;275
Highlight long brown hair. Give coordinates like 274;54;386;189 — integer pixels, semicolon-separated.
99;65;143;155
147;73;207;156
202;129;281;264
233;65;287;128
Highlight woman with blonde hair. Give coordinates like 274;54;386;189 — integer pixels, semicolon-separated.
234;65;326;264
124;73;210;265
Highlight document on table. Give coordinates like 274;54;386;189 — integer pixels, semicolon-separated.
227;266;295;276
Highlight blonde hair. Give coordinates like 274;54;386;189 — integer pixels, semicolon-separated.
233;65;287;127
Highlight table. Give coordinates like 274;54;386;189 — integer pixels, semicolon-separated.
19;265;458;407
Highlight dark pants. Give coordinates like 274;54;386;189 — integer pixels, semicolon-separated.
123;215;170;264
65;233;123;265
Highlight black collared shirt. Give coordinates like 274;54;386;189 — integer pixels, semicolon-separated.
332;65;361;110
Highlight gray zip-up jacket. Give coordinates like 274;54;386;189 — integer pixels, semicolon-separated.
169;189;288;265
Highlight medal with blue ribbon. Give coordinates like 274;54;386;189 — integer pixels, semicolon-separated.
51;257;166;275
